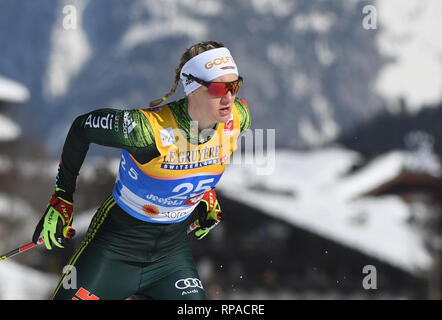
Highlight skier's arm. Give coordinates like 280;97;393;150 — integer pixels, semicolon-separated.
55;108;158;196
33;108;158;247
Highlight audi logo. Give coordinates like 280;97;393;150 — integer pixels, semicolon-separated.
175;278;203;290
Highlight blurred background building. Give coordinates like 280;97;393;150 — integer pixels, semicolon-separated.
0;0;441;299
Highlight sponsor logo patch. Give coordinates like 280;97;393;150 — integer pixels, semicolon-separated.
223;114;234;136
72;287;99;300
204;56;235;70
175;278;203;290
123;111;136;138
160;127;176;146
84;113;115;130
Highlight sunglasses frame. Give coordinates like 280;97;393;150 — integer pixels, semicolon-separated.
182;73;243;97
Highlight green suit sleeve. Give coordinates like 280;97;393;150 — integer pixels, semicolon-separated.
55;108;159;196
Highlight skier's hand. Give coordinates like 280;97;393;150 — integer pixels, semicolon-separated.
32;188;75;250
190;189;223;240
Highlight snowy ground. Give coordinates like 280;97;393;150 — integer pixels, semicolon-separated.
0;75;30;104
0;260;58;299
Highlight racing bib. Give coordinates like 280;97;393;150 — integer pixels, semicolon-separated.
112;103;240;223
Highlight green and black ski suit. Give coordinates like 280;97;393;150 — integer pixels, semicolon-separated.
51;97;251;300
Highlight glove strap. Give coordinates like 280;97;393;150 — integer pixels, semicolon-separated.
202;189;216;211
49;194;73;226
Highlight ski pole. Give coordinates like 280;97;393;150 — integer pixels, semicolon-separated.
0;238;44;262
187;220;200;234
0;227;75;262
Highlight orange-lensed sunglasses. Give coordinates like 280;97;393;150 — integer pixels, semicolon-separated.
182;73;243;97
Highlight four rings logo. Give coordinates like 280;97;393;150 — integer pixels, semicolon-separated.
175;278;203;290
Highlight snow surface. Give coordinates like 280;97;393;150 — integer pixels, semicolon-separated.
0;193;36;221
217;147;438;274
0;260;57;299
0;75;28;141
120;1;216;52
0;76;30;104
44;0;91;100
0;115;21;142
375;0;442;111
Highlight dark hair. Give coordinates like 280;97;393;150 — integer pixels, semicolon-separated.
148;40;225;107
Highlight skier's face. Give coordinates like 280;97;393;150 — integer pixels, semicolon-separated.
188;74;238;128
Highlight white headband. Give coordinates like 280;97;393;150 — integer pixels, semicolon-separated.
180;47;239;95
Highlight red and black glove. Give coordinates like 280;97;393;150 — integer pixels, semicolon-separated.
32;188;75;249
189;189;223;240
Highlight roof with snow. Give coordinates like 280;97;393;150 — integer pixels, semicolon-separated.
217;147;440;275
0;114;21;142
0;75;30;104
0;193;36;220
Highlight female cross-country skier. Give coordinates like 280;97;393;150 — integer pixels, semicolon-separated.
32;40;251;300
